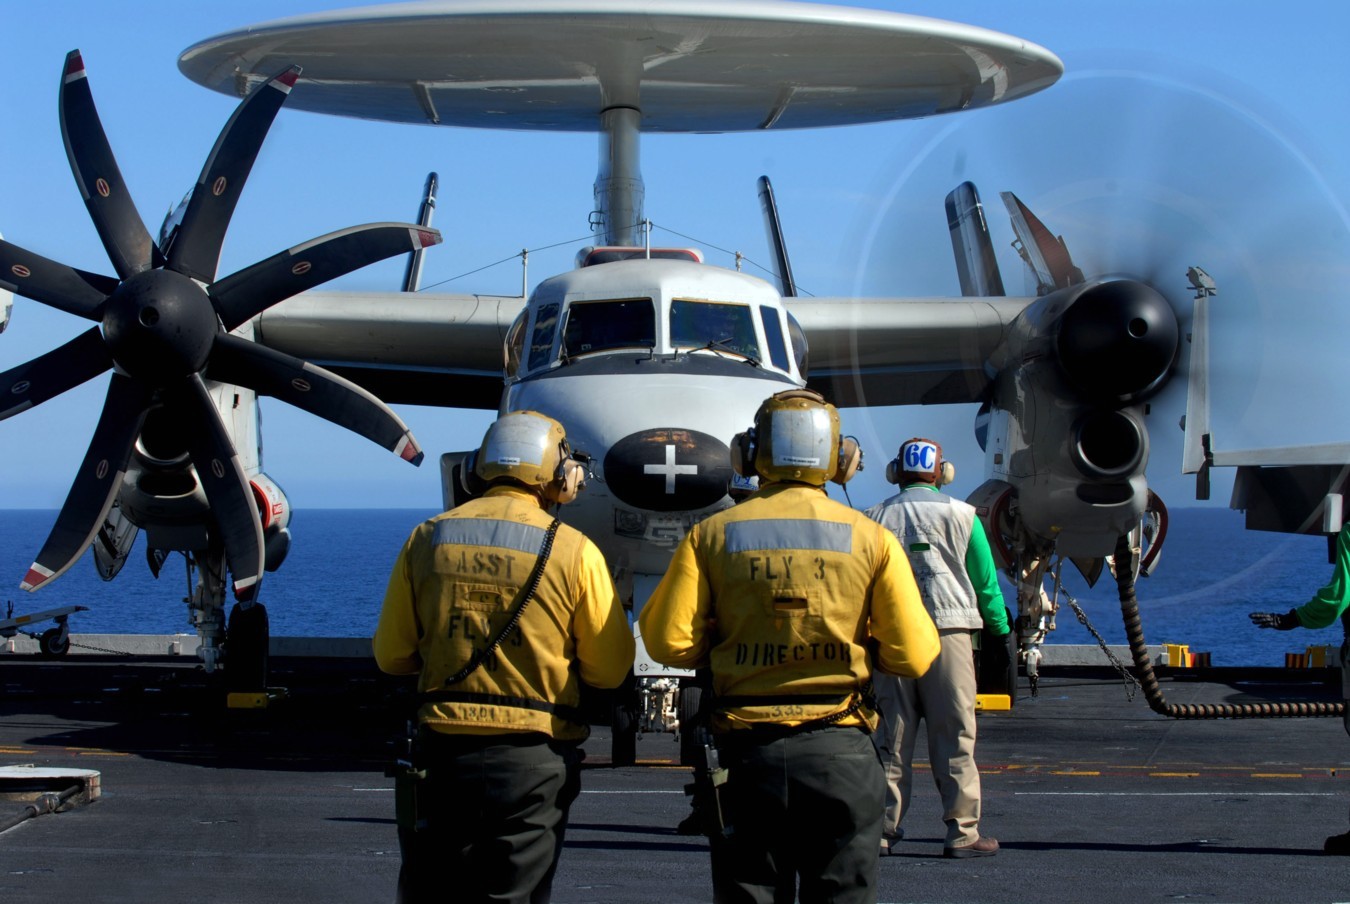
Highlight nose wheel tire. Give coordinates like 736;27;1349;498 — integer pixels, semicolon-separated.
38;626;71;658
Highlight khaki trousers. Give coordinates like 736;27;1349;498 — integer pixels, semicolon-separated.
873;628;982;848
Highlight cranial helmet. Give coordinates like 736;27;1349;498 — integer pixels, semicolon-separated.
886;436;955;487
731;389;861;486
474;410;585;504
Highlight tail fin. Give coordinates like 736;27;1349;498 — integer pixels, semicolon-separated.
945;182;1005;296
1001;191;1084;295
757;176;797;297
402;172;439;292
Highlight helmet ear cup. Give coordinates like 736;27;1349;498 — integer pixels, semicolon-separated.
730;428;758;478
546;458;585;505
885;457;903;485
832;436;862;485
939;460;956;486
553;464;585;507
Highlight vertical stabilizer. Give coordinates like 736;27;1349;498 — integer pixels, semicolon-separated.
757;175;797;297
1001;192;1084;295
945;182;1005;296
402;172;438;292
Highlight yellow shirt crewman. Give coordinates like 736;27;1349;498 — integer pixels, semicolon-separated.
375;410;634;904
640;389;939;904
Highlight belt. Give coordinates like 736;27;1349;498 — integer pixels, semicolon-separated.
417;689;587;725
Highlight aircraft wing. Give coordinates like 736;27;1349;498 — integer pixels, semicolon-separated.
787;297;1033;407
255;291;525;409
1193;442;1350;537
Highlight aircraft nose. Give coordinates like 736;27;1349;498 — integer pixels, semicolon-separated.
604;428;733;512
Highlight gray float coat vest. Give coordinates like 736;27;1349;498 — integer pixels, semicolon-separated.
864;487;983;631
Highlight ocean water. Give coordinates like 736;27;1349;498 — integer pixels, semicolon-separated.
0;507;1343;667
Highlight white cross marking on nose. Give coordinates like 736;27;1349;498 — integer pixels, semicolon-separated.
645;444;698;494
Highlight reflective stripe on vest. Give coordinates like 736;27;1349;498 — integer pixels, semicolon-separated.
725;519;853;554
433;518;547;554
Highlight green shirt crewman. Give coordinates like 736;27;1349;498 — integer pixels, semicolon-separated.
1250;520;1350;855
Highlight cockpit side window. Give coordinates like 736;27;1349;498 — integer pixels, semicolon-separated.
527;302;560;371
787;312;809;377
670;300;758;359
504;310;527;379
561;298;655;358
758;305;790;372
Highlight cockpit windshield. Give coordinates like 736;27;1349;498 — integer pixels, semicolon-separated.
670;300;758;359
561;298;655;358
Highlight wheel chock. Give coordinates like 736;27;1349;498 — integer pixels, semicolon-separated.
975;694;1011;712
226;687;290;709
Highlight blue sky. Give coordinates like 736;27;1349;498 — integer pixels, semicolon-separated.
2;0;1350;517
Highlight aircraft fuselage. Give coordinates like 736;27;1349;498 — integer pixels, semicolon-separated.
498;256;804;593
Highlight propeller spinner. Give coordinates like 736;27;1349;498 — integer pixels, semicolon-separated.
0;51;439;600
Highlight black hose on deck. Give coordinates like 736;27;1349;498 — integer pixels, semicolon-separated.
0;783;83;835
1114;533;1345;719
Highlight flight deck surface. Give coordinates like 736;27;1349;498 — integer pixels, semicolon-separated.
2;653;1348;903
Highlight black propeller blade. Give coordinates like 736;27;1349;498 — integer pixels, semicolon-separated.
0;328;112;421
0;238;118;318
177;374;266;602
8;51;441;601
210;223;441;331
167;66;301;283
58;50;162;279
21;374;152;592
207;334;425;465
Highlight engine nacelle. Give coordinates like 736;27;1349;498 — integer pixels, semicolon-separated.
981;278;1176;558
990;278;1179;405
120;461;291;568
1054;279;1179;403
250;473;292;572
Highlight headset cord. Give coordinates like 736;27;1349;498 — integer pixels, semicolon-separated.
439;519;561;688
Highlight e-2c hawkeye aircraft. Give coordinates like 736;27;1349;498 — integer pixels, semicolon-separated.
0;0;1288;757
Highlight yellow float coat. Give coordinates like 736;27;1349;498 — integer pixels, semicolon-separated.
640;483;939;731
375;485;634;740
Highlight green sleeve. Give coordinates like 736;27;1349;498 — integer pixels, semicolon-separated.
965;517;1010;635
1295;524;1350;630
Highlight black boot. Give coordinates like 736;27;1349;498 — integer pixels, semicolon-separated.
1324;831;1350;855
